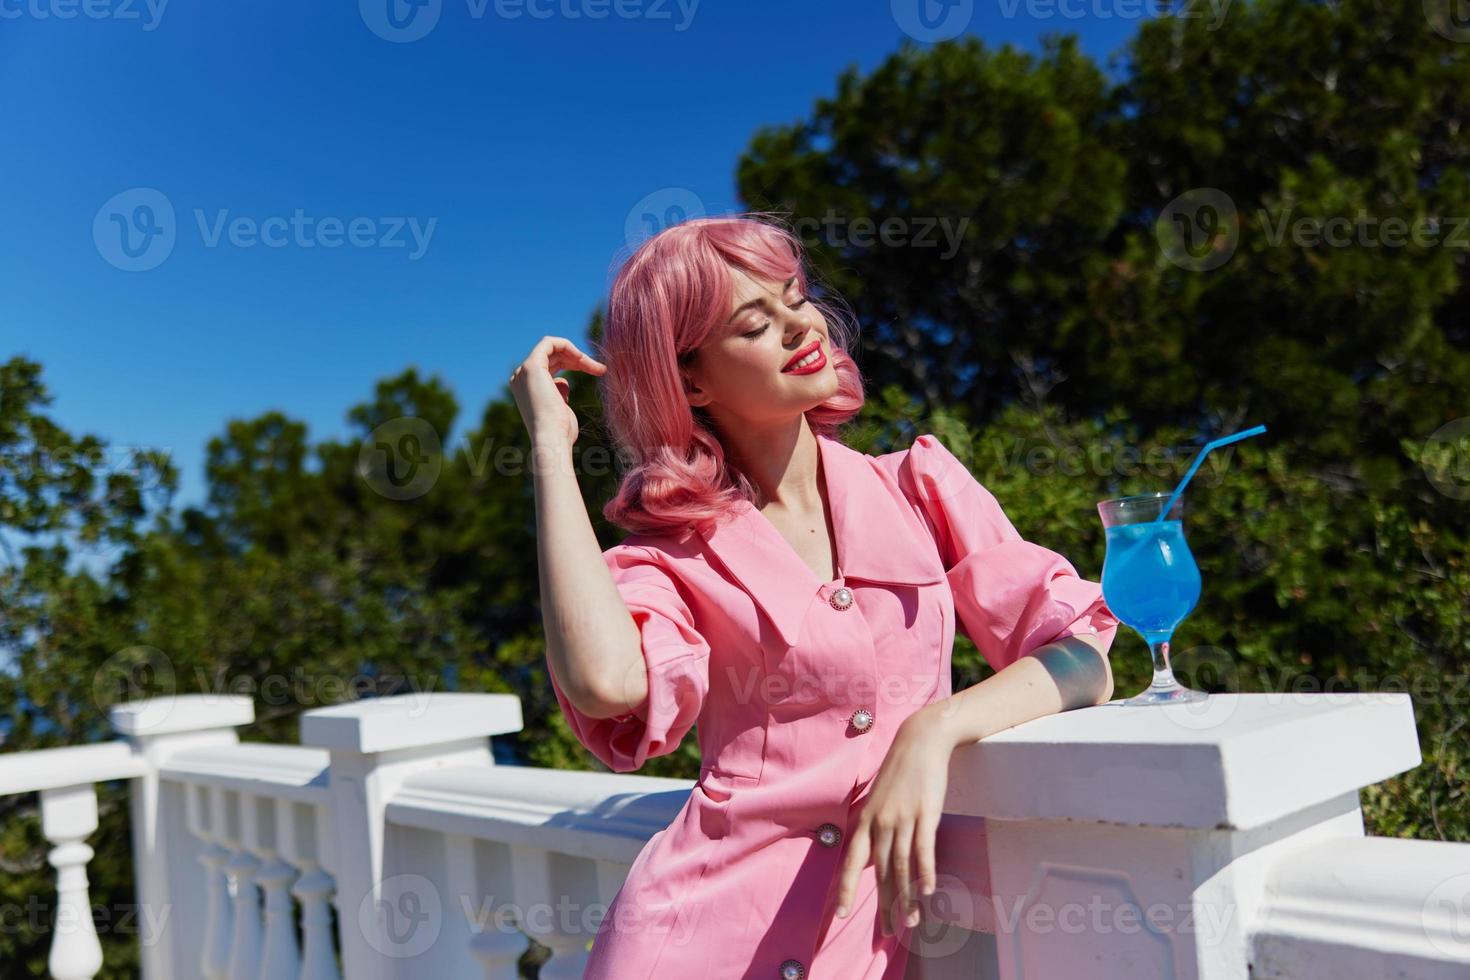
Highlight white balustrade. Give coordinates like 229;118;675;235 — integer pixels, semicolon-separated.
0;687;1462;979
0;740;149;980
938;691;1426;979
1252;835;1470;978
385;763;690;976
297;691;524;980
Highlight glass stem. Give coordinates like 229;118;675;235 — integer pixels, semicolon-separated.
1148;637;1181;689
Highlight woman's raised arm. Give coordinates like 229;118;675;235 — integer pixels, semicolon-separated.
510;335;648;720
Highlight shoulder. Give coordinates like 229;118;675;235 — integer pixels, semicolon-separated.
602;531;711;593
872;432;994;508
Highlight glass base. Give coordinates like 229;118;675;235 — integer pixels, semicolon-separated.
1117;681;1209;707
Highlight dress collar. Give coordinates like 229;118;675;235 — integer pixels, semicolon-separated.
697;430;945;648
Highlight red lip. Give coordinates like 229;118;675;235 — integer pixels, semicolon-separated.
782;340;823;372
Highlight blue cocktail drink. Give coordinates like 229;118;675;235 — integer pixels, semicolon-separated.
1102;521;1201;640
1097;493;1209;705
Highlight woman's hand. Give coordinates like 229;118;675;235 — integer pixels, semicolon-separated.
508;335;607;449
834;705;957;936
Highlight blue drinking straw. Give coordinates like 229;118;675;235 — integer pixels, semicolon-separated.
1153;424;1268;522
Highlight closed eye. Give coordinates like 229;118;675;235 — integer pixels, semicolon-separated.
742;296;808;339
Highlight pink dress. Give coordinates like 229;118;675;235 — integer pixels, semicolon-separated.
549;432;1120;979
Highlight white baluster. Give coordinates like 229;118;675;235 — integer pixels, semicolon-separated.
40;784;103;980
190;784;234;980
198;843;234;980
283;799;340;980
224;848;263;980
244;795;297;980
442;834;515;980
509;845;590;980
222;789;263;980
292;865;341;980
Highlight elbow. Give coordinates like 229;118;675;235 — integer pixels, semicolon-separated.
576;660;650;721
1084;635;1115;706
1033;633;1113;710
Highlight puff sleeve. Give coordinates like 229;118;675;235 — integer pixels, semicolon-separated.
892;434;1120;674
547;544;711;773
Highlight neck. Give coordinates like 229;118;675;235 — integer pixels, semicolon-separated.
717;414;821;512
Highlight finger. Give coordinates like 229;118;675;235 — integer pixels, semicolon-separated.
553;377;570;404
888;825;912;933
541;336;607;374
834;822;870;918
872;822;895;935
914;810;939;903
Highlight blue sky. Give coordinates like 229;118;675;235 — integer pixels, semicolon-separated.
2;0;1146;515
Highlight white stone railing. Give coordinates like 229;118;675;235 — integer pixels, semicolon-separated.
0;742;149;980
3;689;1468;978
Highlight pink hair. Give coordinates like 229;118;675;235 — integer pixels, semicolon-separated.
595;213;866;540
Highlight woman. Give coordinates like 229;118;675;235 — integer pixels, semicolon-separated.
509;214;1119;979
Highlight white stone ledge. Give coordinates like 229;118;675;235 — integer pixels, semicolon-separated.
300;692;523;753
1252;835;1470;977
386;764;692;864
944;693;1420;830
0;741;149;796
159;743;331;803
109;693;254;736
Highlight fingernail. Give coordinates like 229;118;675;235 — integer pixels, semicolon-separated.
907;908;920;927
835;905;847;918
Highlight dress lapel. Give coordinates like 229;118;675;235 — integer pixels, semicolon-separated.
697;431;945;649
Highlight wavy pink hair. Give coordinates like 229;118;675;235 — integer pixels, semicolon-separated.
595;213;865;540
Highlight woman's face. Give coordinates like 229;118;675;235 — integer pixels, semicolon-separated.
681;267;838;427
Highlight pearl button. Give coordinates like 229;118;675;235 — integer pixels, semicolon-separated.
778;959;805;980
849;707;874;732
816;822;842;848
828;586;853;610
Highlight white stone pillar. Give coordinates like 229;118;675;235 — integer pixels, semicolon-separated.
110;694;255;980
299;692;523;980
942;692;1421;980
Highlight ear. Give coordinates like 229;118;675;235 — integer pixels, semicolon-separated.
680;362;713;408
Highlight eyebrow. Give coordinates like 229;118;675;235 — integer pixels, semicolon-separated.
727;276;796;324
